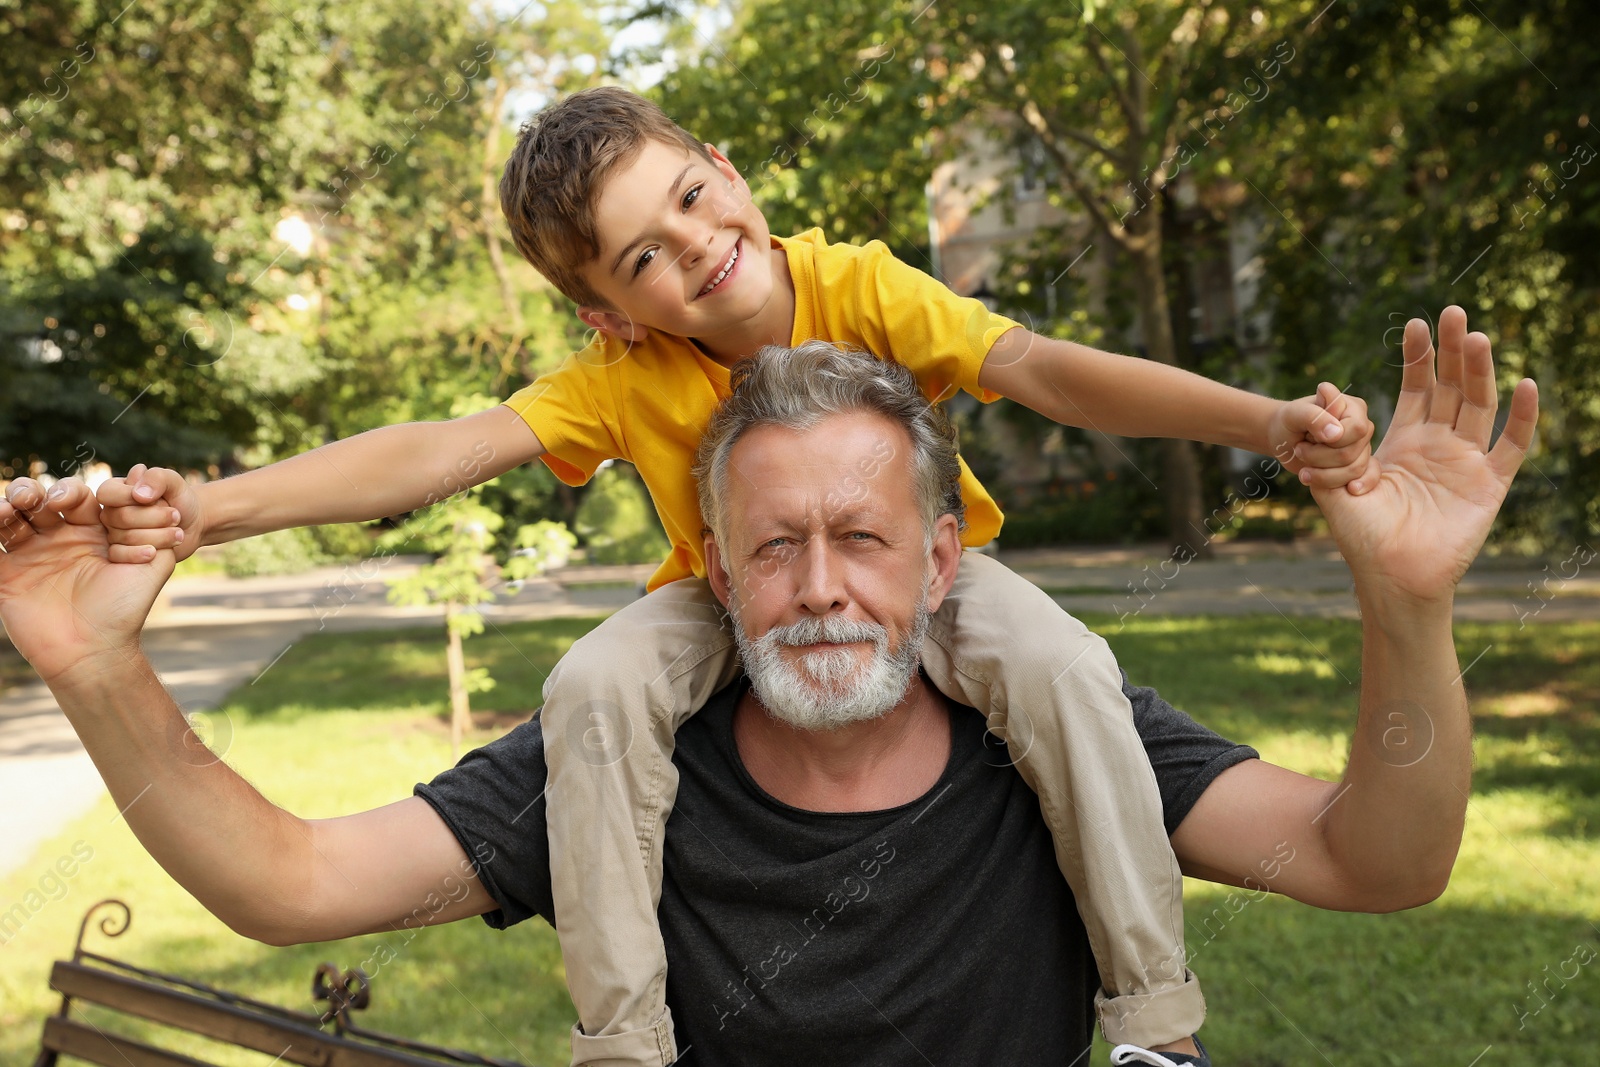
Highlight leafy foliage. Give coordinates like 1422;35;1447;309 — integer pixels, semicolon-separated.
573;463;671;565
0;0;602;488
652;0;1595;550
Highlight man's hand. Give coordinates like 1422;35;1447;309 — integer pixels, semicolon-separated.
1175;308;1537;913
1268;383;1378;493
1312;305;1538;605
95;464;202;563
0;477;173;683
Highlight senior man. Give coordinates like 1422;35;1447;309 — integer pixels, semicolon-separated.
0;311;1537;1065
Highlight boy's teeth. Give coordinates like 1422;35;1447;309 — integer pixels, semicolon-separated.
702;244;738;294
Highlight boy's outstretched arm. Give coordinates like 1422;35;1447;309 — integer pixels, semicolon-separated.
976;329;1378;492
97;406;544;563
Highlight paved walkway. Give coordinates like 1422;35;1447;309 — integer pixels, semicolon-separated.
1001;538;1600;624
2;540;1593;878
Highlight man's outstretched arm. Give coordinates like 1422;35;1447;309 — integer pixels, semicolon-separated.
1169;306;1539;912
0;478;495;945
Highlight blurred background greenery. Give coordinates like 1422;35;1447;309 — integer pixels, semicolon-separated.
3;0;1595;560
2;3;1597;1064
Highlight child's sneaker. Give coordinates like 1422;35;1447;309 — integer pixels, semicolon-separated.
1109;1036;1211;1066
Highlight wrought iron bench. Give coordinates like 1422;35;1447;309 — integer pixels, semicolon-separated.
34;899;531;1067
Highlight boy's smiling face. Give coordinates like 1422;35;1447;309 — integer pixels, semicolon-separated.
576;139;787;354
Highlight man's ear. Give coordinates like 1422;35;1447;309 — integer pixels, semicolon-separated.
922;515;964;615
705;534;734;610
577;305;647;343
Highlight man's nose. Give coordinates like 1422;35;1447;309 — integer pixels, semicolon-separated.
793;537;849;617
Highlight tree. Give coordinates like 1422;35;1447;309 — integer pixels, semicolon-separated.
383;492;576;758
1;0;607;491
1239;0;1599;548
656;0;1349;555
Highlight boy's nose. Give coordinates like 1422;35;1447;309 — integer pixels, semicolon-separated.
680;227;715;268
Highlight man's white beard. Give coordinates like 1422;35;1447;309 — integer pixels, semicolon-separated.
730;586;932;732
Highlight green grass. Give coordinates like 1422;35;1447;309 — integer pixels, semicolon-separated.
2;614;1596;1066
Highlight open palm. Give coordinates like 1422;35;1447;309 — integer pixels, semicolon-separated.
1313;307;1539;604
0;478;174;684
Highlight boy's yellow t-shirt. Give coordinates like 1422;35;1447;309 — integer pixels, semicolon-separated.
504;228;1020;592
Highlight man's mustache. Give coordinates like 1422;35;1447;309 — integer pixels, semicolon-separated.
761;614;888;648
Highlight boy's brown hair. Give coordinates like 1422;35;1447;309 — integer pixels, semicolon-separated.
499;86;714;307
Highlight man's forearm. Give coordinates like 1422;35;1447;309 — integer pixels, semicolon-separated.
49;654;321;941
200;408;539;547
1321;591;1469;905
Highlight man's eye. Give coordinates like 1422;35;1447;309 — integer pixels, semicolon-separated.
762;537;788;550
683;183;703;210
847;532;875;541
632;248;657;276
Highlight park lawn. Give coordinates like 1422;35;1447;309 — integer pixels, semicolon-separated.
1;613;1596;1066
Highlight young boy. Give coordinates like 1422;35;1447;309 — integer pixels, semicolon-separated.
100;87;1375;1067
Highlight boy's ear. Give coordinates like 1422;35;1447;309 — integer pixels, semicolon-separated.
577;305;647;343
704;143;751;199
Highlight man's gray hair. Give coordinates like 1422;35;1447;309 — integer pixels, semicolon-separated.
693;341;967;547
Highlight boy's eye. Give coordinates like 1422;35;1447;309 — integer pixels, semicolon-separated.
632;248;657;276
683;183;703;210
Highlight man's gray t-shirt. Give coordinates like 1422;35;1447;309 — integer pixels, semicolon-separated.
415;672;1256;1064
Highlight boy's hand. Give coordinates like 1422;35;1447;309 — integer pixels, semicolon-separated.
1269;383;1378;495
96;464;204;563
0;477;174;684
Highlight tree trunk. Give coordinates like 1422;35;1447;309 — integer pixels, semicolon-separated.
1161;192;1229;517
445;606;471;761
1127;221;1212;560
481;77;526;391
